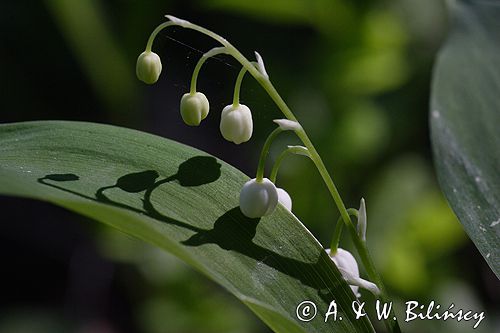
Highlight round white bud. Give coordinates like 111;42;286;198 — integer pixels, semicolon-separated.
239;178;278;218
136;51;162;84
326;248;360;295
277;187;292;211
220;104;253;144
180;92;209;126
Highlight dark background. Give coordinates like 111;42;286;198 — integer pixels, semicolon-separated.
1;1;498;332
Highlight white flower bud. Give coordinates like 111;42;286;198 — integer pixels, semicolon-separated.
180;92;209;126
277;187;292;211
220;104;253;144
326;248;360;294
239;178;278;218
326;248;380;296
136;51;162;84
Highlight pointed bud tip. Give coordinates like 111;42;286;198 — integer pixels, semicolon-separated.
165;15;190;26
286;145;309;156
273;119;301;131
357;198;367;241
254;51;269;79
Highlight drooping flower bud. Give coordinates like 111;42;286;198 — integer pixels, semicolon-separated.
239;178;278;218
220;104;253;144
180;92;209;126
136;51;162;84
277;187;292;211
326;248;380;297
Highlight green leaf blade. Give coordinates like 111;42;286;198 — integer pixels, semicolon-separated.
0;121;374;333
431;0;500;277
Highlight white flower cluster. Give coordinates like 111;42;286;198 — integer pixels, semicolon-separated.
136;44;295;218
137;16;381;305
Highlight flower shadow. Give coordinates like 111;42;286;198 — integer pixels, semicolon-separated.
38;155;350;312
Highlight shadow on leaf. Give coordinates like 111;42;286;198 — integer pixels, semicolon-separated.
38;155;349;311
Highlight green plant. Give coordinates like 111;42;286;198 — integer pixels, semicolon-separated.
135;14;400;332
1;1;498;332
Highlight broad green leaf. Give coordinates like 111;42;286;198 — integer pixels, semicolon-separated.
431;0;500;277
0;121;374;333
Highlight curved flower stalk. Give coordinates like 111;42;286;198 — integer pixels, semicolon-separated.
137;15;401;333
238;119;300;217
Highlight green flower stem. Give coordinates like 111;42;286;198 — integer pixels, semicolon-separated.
347;223;400;333
329;208;358;255
145;22;175;52
256;127;282;182
229;55;402;333
270;146;310;183
233;66;248;106
150;16;401;333
190;47;228;94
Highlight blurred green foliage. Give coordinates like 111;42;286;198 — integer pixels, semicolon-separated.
1;0;498;332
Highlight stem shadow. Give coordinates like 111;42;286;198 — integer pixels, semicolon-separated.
37;155;352;313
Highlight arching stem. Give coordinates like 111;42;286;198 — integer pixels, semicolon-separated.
233;66;248;106
329;208;358;255
145;22;176;52
190;47;228;94
145;16;401;332
255;127;282;182
270;146;310;183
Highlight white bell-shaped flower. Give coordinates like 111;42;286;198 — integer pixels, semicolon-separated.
239;178;278;218
136;51;162;84
220;104;253;144
325;248;380;297
277;187;292;211
180;92;209;126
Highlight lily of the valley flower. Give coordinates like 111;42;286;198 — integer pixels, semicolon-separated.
326;248;380;297
277;187;292;211
180;92;209;126
136;51;162;84
239;178;278;218
220;104;253;144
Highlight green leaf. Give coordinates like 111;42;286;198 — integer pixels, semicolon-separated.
0;121;374;333
430;0;500;277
